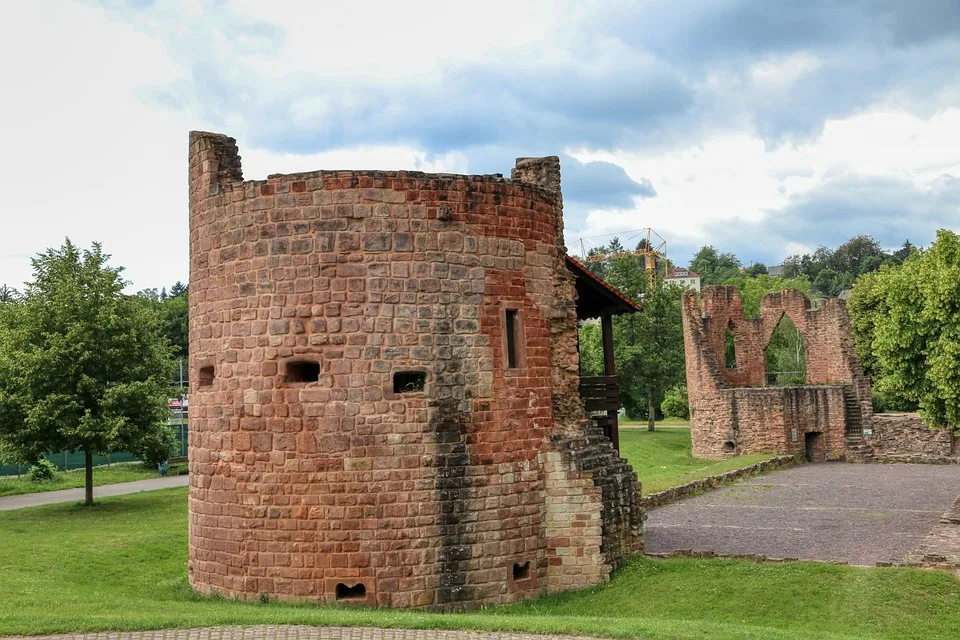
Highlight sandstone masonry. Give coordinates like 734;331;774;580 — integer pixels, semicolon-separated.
681;286;873;461
187;132;643;610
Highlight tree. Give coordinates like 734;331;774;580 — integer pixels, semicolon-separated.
0;240;175;505
689;246;742;286
138;282;189;357
746;262;768;277
0;285;18;304
847;230;960;428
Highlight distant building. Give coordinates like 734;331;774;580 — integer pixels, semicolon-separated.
767;264;785;277
666;267;701;291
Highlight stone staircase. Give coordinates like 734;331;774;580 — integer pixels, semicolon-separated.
842;386;874;462
552;421;645;567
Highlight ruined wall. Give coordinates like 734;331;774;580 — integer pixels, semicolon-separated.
682;286;871;460
187;132;641;610
864;414;958;464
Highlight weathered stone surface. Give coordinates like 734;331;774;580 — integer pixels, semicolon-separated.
681;286;872;461
187;133;642;611
862;413;958;464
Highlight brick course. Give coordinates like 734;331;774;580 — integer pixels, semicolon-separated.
187;132;642;610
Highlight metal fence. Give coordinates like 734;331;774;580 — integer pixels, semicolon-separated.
0;419;189;478
0;359;192;477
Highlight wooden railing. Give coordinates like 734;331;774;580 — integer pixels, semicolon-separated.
579;375;621;451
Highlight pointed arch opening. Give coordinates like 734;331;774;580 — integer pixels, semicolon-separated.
766;314;806;386
724;324;738;370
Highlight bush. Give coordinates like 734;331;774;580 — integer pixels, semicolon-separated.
26;458;58;483
872;388;918;414
661;386;690;419
132;424;178;470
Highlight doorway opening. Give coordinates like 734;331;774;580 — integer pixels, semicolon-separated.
804;432;825;462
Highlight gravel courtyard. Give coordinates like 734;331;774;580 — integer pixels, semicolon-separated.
644;462;960;566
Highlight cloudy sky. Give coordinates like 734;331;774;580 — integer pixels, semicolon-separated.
2;0;958;290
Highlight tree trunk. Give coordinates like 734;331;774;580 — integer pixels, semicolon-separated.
647;395;656;431
84;450;93;506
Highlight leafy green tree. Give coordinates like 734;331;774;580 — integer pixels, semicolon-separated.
745;262;768;277
607;269;685;430
0;285;18;304
0;240;175;505
847;230;960;428
138;283;189;357
689;246;742;285
724;273;812;318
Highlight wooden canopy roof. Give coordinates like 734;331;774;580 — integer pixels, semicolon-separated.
565;256;643;320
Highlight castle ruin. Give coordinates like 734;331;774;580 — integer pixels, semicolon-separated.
186;132;643;610
681;285;873;461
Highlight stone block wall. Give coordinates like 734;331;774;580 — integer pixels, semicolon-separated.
682;286;871;460
864;413;958;464
187;132;642;610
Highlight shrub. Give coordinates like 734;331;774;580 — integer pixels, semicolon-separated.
661;386;690;419
133;424;178;470
27;458;58;483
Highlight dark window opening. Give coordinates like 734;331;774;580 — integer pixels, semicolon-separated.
512;561;531;581
724;326;738;370
286;360;320;383
198;366;214;388
394;371;426;394
723;441;735;453
505;309;521;369
335;582;366;600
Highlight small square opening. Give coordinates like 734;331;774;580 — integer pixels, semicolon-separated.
512;561;531;581
394;371;426;394
198;365;214;388
286;360;320;383
335;582;366;601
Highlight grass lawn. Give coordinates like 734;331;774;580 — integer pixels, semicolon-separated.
1;489;958;640
0;463;186;498
620;417;691;428
618;427;777;494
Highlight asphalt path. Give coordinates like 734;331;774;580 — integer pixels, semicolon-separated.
645;462;960;565
0;474;189;510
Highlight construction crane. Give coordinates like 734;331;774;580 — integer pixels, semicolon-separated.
579;228;668;290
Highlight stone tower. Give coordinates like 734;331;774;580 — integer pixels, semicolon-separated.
186;131;643;610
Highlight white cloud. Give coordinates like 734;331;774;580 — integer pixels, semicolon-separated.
0;0;957;290
565;107;960;264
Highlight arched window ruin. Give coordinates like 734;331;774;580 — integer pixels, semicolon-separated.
765;315;806;386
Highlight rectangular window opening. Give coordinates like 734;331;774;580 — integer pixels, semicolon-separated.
512;561;531;581
335;582;366;601
198;365;214;388
286;360;320;383
505;309;520;369
393;371;426;394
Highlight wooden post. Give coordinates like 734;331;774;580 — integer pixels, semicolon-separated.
601;313;620;452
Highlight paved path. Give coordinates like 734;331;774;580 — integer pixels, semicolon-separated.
0;475;189;511
3;626;599;640
645;462;960;566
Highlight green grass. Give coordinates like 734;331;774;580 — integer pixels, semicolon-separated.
618;428;777;494
1;489;958;639
0;463;186;497
620;417;691;428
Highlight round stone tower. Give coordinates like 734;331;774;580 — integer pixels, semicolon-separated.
186;131;642;610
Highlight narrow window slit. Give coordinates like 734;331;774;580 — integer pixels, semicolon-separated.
335;582;366;600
